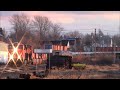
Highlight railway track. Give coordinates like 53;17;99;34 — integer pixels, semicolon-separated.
0;64;47;79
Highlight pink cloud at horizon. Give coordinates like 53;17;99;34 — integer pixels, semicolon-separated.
1;11;119;24
28;11;119;22
0;11;119;34
24;11;76;24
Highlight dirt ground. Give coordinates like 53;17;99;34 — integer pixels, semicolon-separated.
0;64;120;79
44;64;120;79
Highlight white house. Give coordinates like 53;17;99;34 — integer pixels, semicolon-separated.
0;41;8;64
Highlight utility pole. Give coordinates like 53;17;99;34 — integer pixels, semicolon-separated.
49;53;51;73
113;37;116;63
107;33;108;48
94;29;96;60
75;38;77;52
91;32;93;52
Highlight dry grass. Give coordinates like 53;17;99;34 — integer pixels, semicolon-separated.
94;54;113;65
44;64;120;79
72;54;114;65
1;62;120;79
72;55;90;63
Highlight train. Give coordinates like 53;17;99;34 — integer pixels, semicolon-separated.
7;42;73;69
8;42;33;66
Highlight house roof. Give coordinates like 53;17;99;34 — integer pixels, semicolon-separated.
0;33;3;37
62;38;77;41
51;40;61;45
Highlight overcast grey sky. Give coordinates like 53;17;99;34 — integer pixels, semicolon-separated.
0;11;120;35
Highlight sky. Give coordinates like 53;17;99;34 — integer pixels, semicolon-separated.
0;11;120;35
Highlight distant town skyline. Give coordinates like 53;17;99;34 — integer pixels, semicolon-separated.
0;11;120;35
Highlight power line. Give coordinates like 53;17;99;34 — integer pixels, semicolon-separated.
61;30;120;33
62;29;119;31
3;27;120;36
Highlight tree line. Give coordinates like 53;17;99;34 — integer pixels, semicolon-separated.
3;13;120;50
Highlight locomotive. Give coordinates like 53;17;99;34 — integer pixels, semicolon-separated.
8;42;33;66
7;42;73;69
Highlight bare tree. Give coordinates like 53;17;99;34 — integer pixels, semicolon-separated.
65;31;83;38
113;34;120;46
9;13;30;43
9;14;63;48
49;24;63;40
83;34;92;46
32;16;52;48
32;16;63;47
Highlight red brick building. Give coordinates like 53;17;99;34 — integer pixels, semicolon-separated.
96;47;120;52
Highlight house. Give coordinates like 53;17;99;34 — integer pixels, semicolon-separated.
44;38;80;51
0;41;8;64
0;28;4;41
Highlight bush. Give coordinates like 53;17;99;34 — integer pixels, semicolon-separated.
94;54;113;65
72;54;114;65
72;54;91;64
72;63;86;70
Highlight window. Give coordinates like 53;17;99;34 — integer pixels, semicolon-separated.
18;45;23;49
45;45;52;49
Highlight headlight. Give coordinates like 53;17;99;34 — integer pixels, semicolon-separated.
3;52;8;64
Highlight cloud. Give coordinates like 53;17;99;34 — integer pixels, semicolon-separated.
23;11;75;24
58;11;119;15
0;11;119;34
0;11;21;16
102;13;119;20
1;11;119;24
